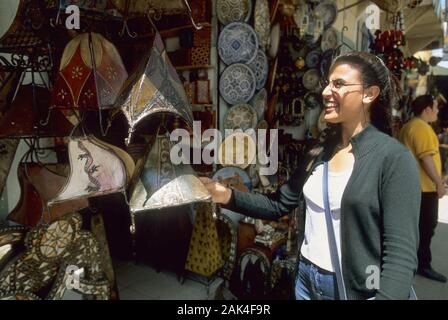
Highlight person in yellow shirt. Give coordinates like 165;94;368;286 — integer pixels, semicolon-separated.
399;94;447;282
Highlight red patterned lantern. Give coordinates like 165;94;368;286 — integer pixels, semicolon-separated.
51;32;128;111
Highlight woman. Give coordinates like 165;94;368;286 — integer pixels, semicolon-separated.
200;52;420;300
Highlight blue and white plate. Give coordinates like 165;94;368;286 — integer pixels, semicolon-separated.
220;63;257;105
218;22;259;65
247;49;269;90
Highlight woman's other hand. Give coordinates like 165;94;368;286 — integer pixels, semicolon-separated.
199;177;232;205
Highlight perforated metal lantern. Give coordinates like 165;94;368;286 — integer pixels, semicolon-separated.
51;33;128;111
113;33;193;145
129;134;210;213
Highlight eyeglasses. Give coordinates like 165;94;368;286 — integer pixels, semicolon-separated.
320;79;364;91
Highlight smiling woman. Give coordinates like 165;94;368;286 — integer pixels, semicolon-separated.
200;51;421;300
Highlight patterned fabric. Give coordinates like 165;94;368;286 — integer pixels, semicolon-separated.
51;33;127;111
0;213;110;300
185;203;223;277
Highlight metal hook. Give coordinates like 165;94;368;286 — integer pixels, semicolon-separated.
119;19;138;38
183;0;203;30
50;0;62;28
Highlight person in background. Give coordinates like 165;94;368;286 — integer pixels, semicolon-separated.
399;94;447;283
201;52;421;300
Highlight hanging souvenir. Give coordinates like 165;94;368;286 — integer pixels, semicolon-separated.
185;202;224;278
48;136;134;206
113;32;193;145
7;163;89;227
0;0;48;50
129;134;210;214
51;33;128;112
0;85;73;139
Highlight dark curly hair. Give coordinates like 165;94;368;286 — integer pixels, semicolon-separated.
304;51;401;172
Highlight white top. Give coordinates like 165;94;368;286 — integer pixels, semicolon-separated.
300;163;353;272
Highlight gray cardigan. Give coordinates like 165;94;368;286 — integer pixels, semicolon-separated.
225;124;421;300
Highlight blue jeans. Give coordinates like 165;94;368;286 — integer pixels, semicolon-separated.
295;256;338;300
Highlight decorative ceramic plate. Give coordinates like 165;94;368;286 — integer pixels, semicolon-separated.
219;63;257;105
256;120;269;132
305;50;321;68
302;69;320;91
268;23;280;59
217;0;252;25
304;92;322;110
224;104;258;130
218;132;256;169
218;22;259;65
321;27;339;51
254;0;270;50
250;89;268;120
247;49;269;90
313;0;338;30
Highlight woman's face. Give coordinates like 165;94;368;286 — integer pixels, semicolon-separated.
321;63;368;125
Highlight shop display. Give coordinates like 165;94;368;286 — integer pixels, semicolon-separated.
185;202;223;278
321;27;339;51
0;0;48;50
216;0;252;25
114;32;193;145
238;247;271;299
216;213;238;281
219;63;256;105
305;50;321;69
313;0;338;30
268;23;281;59
247;49;269;91
194;71;211;104
0;213;110;300
250;89;268;121
0;139;19;196
51;33;128;111
218;22;258;65
129;134;211;213
224;103;258;131
302;69;320;91
254;0;271;50
0;85;73;139
48;136;133;206
218;132;256;170
7;163;89;227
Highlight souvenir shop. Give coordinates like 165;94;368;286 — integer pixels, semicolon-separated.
0;0;444;300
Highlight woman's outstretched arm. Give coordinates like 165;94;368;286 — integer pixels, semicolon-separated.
199;167;303;221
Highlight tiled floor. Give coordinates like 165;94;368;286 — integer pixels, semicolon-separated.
114;260;213;300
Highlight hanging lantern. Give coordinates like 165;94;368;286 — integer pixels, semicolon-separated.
129;134;210;213
7;163;89;227
51;33;128;112
0;85;73;138
113;32;193;145
48;135;135;206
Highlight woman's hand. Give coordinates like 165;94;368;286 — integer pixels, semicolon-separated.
199;177;233;205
